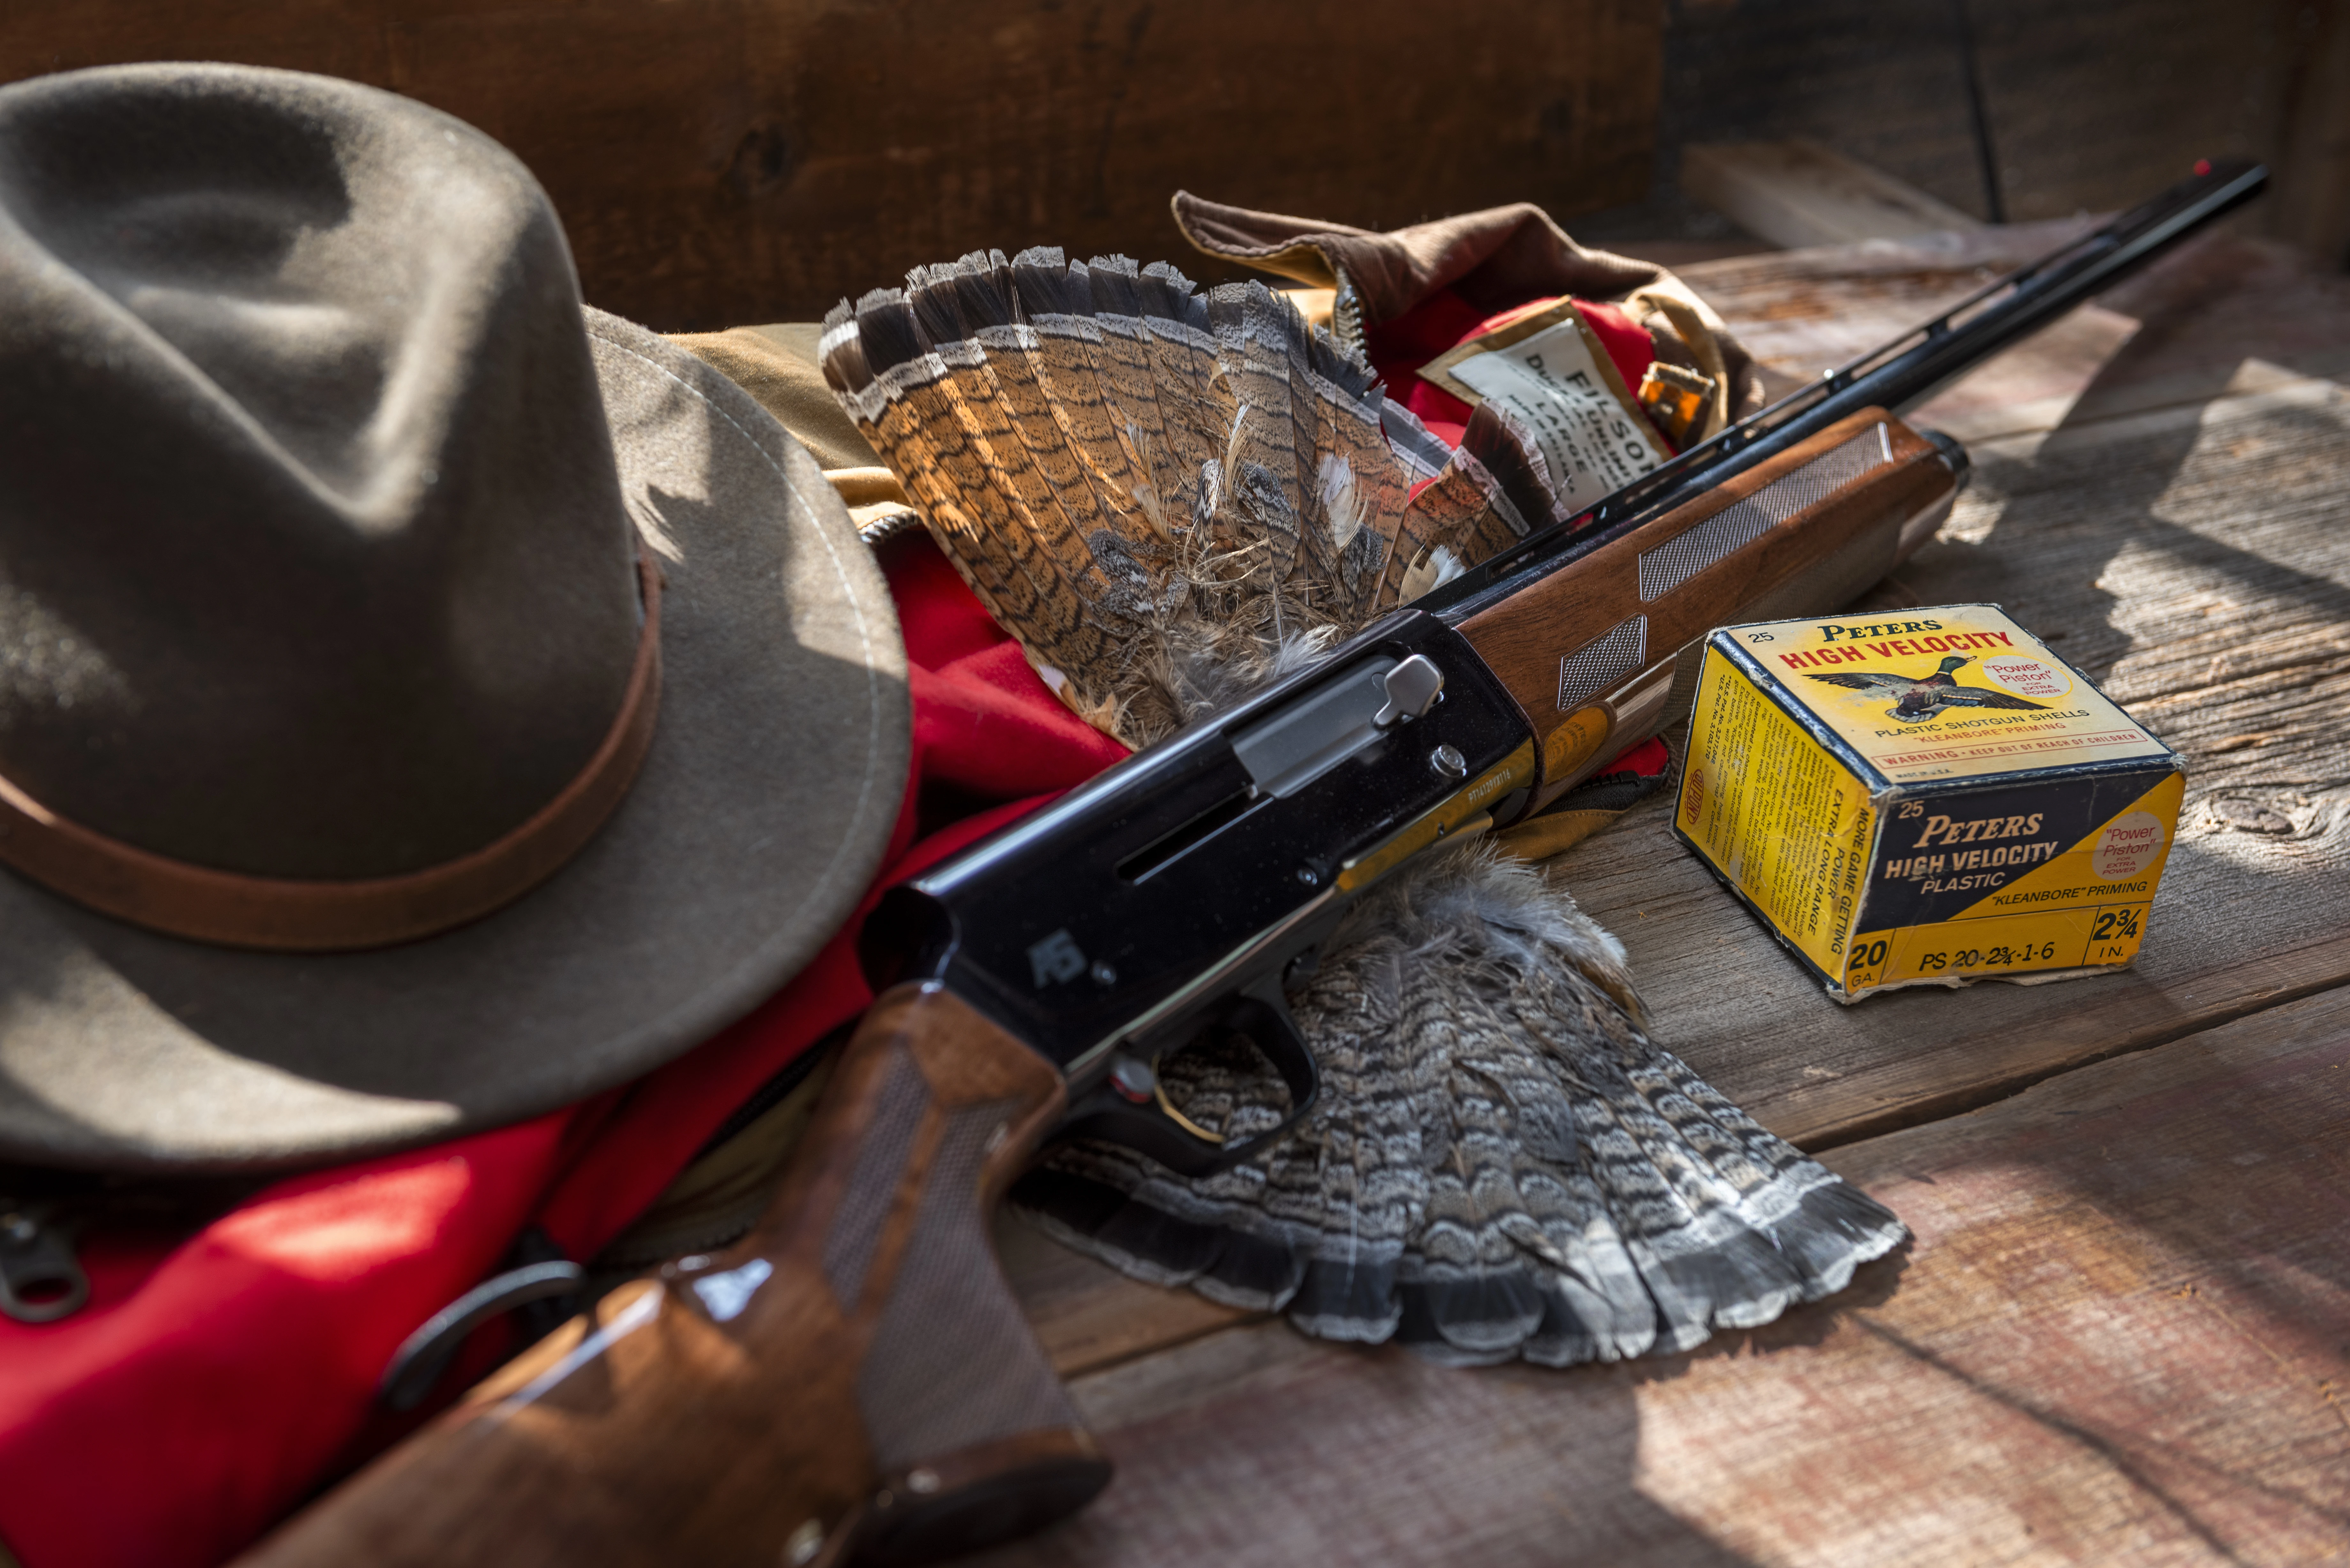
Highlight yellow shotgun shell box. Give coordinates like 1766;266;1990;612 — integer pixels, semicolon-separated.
1672;604;2184;1003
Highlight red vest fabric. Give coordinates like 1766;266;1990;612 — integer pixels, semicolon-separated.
0;537;1126;1568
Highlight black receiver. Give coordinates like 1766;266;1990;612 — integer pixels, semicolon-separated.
863;609;1534;1174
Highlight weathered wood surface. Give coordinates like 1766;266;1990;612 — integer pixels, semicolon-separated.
985;984;2350;1567
1006;228;2350;1380
1685;226;2350;442
998;1217;1247;1378
1563;232;2350;1152
1963;0;2315;232
1655;0;2348;264
1681;138;1983;249
1557;386;2350;1150
0;0;1659;331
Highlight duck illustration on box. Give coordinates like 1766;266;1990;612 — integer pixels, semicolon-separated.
1803;653;2048;722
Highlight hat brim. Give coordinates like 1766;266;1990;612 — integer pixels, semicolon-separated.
0;310;910;1170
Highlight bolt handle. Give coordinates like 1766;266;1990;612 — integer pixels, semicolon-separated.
1374;653;1445;727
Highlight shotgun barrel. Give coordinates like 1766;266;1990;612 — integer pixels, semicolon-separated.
238;158;2267;1568
1426;156;2269;614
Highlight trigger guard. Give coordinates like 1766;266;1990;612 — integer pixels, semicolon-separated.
1201;987;1320;1169
1049;985;1322;1178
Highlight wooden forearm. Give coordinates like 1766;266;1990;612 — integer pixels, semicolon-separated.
1458;407;1960;809
237;982;1108;1568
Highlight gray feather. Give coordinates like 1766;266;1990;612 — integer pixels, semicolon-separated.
1013;842;1907;1368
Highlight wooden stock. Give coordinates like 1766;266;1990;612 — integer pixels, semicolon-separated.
1460;407;1957;811
237;982;1106;1568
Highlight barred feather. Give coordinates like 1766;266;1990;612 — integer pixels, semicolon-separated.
822;255;1539;745
1009;247;1155;541
1013;842;1908;1367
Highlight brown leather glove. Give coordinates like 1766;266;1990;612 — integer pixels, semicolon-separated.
1171;189;1765;442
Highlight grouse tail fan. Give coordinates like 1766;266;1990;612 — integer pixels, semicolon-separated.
824;257;1531;747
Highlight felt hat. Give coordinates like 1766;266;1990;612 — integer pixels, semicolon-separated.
0;64;909;1169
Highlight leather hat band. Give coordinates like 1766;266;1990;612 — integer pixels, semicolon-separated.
0;552;664;952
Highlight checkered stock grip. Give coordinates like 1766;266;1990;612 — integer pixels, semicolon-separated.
238;983;1107;1568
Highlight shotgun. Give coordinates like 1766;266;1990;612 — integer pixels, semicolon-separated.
239;159;2264;1568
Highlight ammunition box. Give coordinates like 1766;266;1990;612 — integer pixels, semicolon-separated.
1673;603;2183;1003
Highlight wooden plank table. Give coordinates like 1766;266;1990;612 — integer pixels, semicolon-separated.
985;222;2350;1564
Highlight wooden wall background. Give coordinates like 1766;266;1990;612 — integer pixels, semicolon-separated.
1655;0;2350;268
0;1;1663;330
10;4;2343;326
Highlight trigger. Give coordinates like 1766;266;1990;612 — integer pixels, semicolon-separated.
1146;1053;1229;1147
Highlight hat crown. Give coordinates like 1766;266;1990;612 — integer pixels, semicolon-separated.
0;65;639;878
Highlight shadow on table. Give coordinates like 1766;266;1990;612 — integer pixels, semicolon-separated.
1833;263;2350;1546
1904;246;2350;699
1844;1015;2350;1550
980;1255;1919;1568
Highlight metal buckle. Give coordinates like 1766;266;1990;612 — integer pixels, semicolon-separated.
378;1259;586;1410
0;1203;89;1323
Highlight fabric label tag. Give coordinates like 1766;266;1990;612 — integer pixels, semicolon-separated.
1421;304;1669;511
